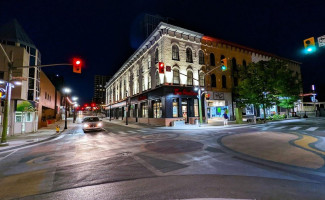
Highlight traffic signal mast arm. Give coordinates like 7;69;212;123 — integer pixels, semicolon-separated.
11;63;72;69
201;63;227;76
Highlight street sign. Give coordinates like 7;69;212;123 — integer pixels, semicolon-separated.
318;35;325;47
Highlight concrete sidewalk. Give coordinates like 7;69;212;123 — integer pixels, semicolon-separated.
0;118;77;152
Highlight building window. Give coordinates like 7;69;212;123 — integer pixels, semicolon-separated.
232;58;237;71
172;45;179;60
186;48;193;63
26;112;33;122
222;75;227;88
199;72;205;86
199;50;204;64
173;68;180;85
243;60;247;68
172;99;178;117
210;53;215;66
155;48;159;64
153;100;162;118
148;56;151;69
211;74;216;87
142;77;145;91
234;77;238;87
141;102;148;118
155;71;160;87
187;70;193;86
194;99;199;117
15;112;22;122
148;75;151;89
0;71;4;79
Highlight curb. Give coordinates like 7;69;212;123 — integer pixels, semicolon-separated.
0;129;66;153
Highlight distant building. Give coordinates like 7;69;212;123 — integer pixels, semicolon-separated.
0;19;42;135
93;75;111;104
142;14;169;38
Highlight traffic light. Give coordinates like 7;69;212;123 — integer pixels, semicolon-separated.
158;62;164;74
303;37;316;53
73;58;82;73
221;58;227;71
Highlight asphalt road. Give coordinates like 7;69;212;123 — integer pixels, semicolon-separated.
1;118;325;200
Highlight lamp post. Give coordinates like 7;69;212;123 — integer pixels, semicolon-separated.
195;87;205;126
72;97;78;123
63;87;71;129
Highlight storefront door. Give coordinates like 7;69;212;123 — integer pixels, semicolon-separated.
182;99;188;123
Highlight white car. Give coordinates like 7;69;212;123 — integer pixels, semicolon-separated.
82;116;103;132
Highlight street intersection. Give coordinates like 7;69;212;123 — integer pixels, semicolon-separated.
0;118;325;199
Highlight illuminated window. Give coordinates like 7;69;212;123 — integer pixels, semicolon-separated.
173;68;180;85
141;102;148;118
187;70;193;85
148;56;151;69
148;75;151;89
172;45;179;60
186;48;193;63
172;99;178;117
153;100;162;118
194;99;199;117
199;50;204;64
210;53;215;66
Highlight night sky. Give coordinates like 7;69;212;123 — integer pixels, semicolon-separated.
1;0;325;103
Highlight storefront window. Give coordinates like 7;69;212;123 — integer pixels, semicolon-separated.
153;100;162;118
130;105;134;117
15;112;22;122
194;99;199;117
141;102;148;118
172;99;178;117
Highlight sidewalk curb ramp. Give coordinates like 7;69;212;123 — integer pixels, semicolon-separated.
0;129;66;153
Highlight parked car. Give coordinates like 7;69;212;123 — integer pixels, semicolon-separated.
82;116;103;132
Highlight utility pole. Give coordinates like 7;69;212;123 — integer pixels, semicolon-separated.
0;44;13;145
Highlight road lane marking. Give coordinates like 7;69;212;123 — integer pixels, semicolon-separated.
290;126;301;130
0;150;18;161
306;127;318;131
118;131;127;134
138;130;148;132
274;126;286;129
127;131;137;134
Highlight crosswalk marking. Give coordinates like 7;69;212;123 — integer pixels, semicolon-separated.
274;126;286;129
290;126;301;130
306;127;318;131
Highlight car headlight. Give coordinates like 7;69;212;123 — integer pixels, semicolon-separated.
97;122;102;127
83;124;89;128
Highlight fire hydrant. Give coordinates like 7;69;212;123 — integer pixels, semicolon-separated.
56;125;60;133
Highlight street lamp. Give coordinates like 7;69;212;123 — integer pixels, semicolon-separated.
195;87;205;126
62;87;71;129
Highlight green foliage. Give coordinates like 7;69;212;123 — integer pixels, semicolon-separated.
266;114;286;120
234;58;301;119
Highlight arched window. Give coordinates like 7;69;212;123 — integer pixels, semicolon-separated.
199;72;205;86
222;75;227;88
210;53;215;66
234;77;238;87
173;68;180;84
199;50;204;64
232;58;237;71
186;48;193;63
155;71;160;87
187;70;193;85
172;45;179;60
243;60;247;68
211;74;216;87
154;48;159;64
220;55;225;60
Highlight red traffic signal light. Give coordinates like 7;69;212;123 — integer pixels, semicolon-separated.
91;103;95;107
158;62;164;74
73;58;82;73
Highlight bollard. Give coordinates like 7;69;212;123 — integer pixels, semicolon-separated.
56;125;60;133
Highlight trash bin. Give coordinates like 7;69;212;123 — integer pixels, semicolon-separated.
194;119;199;125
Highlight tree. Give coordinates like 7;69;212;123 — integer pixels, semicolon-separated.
235;59;301;121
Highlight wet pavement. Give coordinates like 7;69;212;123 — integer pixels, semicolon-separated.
0;118;325;199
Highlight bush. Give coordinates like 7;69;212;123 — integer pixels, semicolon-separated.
267;114;286;120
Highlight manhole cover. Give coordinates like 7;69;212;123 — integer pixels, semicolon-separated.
145;140;203;154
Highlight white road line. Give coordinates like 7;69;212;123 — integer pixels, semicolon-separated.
138;130;148;132
118;131;127;134
306;127;318;131
0;149;18;161
274;126;287;129
290;126;301;130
